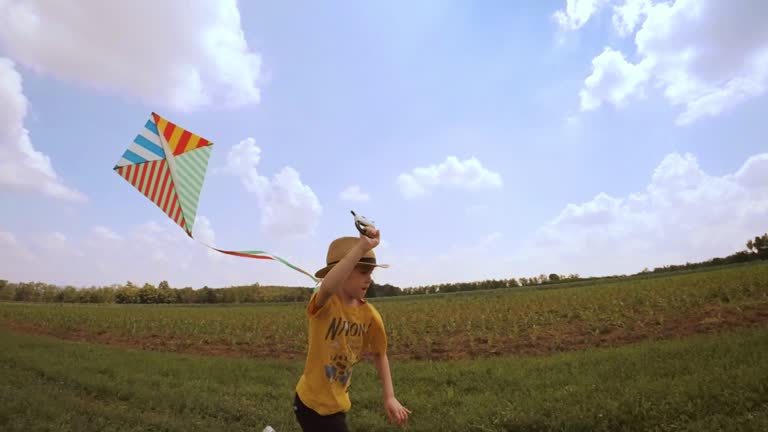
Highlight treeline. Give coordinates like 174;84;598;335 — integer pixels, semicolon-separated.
399;233;768;295
2;233;766;304
646;233;768;274
0;280;313;305
398;273;584;296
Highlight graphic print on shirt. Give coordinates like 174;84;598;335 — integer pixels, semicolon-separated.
323;316;371;386
324;353;353;385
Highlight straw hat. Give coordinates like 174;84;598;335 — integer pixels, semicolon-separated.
314;237;390;278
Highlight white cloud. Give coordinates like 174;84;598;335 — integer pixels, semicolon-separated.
339;185;370;203
397;156;502;199
560;0;768;125
0;57;87;202
224;137;322;238
259;167;322;238
612;0;650;37
0;0;262;111
733;153;768;190
553;192;623;226
522;151;768;276
192;215;221;260
580;47;651;110
636;0;768;125
553;0;609;31
220;137;269;193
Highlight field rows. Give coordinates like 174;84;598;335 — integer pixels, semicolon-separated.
1;263;767;360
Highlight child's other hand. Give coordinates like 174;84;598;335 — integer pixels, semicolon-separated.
384;396;410;426
358;227;380;251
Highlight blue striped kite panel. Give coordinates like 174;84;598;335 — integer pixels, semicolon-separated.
114;115;167;168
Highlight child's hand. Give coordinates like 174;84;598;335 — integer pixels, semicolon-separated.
358;227;380;251
384;396;410;426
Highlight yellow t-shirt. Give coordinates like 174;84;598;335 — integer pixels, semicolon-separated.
295;291;387;415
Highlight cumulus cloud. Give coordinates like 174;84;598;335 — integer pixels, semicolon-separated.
524;151;768;275
223;137;322;238
580;47;651;110
192;215;222;260
0;0;262;111
553;0;609;31
397;156;502;199
339;185;370;203
557;0;768;125
0;58;87;201
733;153;768;190
611;0;651;37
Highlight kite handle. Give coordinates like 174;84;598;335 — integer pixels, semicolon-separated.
351;210;376;238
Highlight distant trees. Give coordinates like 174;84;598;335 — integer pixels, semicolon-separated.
109;281;315;304
644;232;766;274
747;233;768;257
400;273;583;295
369;283;401;297
2;233;767;305
0;279;312;305
0;280;11;301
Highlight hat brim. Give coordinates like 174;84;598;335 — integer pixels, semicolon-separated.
314;261;390;279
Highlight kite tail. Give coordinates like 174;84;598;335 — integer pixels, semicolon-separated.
201;242;321;285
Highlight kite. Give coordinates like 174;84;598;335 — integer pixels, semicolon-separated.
114;112;320;284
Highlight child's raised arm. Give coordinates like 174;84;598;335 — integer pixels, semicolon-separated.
314;228;380;309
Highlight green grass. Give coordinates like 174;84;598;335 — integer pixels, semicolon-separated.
1;327;767;431
1;262;766;359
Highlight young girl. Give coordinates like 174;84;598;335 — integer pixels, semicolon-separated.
293;227;410;431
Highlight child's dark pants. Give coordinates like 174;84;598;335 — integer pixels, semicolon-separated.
293;393;349;432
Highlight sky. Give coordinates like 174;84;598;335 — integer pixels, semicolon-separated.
1;0;766;289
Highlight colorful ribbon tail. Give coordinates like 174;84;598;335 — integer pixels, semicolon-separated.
202;243;320;284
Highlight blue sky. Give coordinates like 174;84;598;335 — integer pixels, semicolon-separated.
1;0;766;289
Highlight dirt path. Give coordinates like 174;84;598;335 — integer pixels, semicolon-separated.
2;302;767;361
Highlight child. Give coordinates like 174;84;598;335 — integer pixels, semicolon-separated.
293;227;411;431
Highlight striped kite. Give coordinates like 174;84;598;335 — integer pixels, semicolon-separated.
114;112;320;283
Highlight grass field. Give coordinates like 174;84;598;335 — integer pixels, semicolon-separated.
1;327;767;431
1;262;767;430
